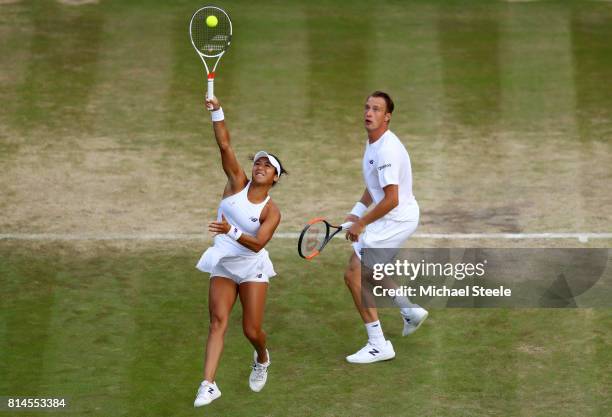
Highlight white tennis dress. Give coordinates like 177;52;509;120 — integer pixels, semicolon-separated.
196;182;276;284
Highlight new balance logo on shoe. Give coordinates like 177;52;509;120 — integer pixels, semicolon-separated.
194;381;221;407
346;341;395;363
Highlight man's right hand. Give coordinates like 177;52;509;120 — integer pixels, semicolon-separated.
205;96;221;111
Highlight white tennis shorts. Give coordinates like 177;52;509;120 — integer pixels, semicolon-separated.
352;212;419;262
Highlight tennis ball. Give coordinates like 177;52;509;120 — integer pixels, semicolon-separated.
206;15;218;28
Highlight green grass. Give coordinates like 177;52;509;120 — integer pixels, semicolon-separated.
1;241;610;417
1;0;612;416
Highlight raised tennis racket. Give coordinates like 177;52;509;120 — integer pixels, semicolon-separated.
298;218;353;260
189;5;232;99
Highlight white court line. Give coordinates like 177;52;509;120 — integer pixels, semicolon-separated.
1;233;612;242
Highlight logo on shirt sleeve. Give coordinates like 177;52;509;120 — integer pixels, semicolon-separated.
377;163;391;171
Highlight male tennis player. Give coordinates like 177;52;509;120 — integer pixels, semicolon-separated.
343;91;428;364
193;96;287;406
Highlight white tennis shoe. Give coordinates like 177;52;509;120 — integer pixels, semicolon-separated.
346;340;395;364
249;349;270;392
194;380;221;407
402;307;429;336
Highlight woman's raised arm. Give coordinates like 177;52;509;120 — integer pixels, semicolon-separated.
206;96;248;195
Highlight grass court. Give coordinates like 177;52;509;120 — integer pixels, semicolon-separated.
1;1;611;416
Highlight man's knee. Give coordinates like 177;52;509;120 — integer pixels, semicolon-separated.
344;256;361;289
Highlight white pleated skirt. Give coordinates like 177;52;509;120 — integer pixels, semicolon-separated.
196;235;276;284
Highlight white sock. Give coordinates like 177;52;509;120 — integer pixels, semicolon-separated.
365;320;385;347
393;295;420;317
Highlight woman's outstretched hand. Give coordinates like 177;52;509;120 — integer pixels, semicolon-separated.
205;96;221;111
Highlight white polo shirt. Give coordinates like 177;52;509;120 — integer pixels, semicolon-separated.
362;130;418;222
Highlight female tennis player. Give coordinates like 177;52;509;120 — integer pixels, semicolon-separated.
193;96;286;407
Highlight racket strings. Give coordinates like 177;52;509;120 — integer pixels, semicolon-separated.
191;8;231;57
300;222;327;257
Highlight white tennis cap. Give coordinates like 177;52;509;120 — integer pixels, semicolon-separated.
253;151;281;177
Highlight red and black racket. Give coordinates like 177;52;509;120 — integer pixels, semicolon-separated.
298;218;353;260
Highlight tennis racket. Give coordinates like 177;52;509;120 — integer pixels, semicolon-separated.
189;5;232;99
298;218;353;260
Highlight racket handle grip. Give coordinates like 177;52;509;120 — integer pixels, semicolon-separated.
340;221;354;230
207;76;214;100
